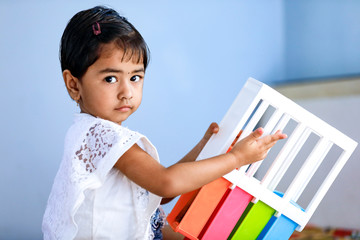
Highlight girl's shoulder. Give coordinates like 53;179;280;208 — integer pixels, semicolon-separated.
65;113;159;165
63;113;150;176
68;113;142;142
66;113;158;163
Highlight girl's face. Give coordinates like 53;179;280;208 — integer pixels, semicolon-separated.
77;42;145;125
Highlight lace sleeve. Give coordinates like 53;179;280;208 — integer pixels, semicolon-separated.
42;118;143;240
72;121;139;179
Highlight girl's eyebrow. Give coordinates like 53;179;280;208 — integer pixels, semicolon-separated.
99;67;145;74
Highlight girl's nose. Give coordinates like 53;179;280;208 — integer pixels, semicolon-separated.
118;80;133;100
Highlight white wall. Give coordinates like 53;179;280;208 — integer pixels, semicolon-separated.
296;96;360;229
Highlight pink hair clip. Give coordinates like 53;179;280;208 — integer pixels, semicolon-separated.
92;22;101;36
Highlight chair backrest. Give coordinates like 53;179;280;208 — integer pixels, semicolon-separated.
196;77;358;231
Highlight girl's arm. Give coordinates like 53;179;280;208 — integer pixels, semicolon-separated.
114;128;287;198
177;122;219;164
161;122;218;204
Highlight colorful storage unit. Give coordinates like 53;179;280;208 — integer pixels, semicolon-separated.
167;177;232;239
199;185;253;240
230;199;276;239
167;78;358;240
258;213;300;240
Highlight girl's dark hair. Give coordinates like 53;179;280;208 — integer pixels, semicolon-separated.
60;6;150;78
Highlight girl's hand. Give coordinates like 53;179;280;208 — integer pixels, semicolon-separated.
201;122;219;144
229;128;287;167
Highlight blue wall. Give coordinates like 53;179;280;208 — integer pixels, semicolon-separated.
283;0;360;82
0;1;359;239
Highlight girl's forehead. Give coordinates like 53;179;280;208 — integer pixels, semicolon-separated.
98;42;144;65
98;42;119;57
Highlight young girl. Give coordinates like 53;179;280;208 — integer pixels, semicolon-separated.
42;5;287;240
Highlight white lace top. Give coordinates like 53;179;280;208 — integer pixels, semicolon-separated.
42;113;162;240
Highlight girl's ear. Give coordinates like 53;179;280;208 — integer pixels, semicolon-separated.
63;70;81;102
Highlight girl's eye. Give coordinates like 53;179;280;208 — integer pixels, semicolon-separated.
130;75;141;82
104;76;117;83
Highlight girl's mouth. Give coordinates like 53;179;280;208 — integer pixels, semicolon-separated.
115;106;132;112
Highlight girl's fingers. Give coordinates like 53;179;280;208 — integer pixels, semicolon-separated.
210;122;219;134
249;128;264;140
203;122;219;141
274;130;287;139
260;131;287;148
